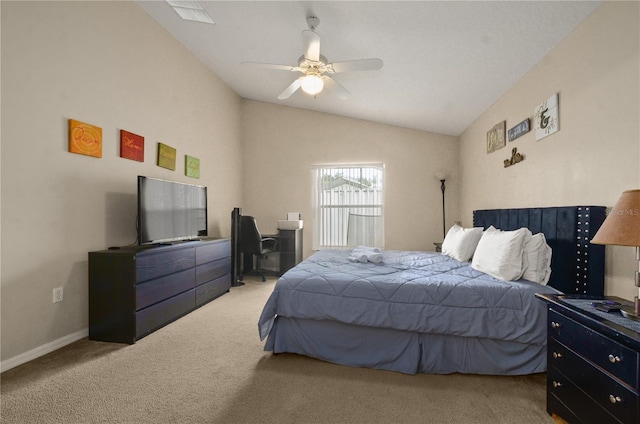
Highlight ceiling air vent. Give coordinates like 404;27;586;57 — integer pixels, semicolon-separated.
166;0;215;25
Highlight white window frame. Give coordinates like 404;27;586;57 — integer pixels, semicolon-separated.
312;163;385;250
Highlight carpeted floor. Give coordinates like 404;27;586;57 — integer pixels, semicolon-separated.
1;277;554;423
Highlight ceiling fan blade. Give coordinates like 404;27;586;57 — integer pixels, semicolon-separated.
242;62;301;72
302;30;320;61
323;75;350;101
277;78;302;100
329;58;384;73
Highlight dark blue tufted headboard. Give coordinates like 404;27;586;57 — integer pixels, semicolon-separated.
473;206;606;296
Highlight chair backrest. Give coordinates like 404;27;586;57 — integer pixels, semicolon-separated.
239;215;262;255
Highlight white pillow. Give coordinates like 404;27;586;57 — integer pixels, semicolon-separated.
471;226;529;281
522;233;553;285
441;224;484;262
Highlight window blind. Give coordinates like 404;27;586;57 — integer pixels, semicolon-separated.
312;164;384;250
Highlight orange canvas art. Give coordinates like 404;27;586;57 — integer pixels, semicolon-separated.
69;119;102;158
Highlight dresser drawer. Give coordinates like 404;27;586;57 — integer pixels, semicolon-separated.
136;248;195;283
136;268;195;310
548;366;622;424
135;289;195;339
549;338;638;423
196;240;230;266
546;392;581;424
196;256;231;286
549;308;639;388
196;274;231;306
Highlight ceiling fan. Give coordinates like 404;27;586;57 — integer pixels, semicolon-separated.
243;16;383;100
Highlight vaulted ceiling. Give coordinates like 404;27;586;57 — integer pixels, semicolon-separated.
136;1;602;136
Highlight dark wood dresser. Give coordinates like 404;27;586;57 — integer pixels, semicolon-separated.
536;294;640;424
89;238;231;344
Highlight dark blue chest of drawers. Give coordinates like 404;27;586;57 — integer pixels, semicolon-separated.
536;294;640;424
89;239;231;344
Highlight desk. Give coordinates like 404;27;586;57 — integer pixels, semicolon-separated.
279;229;303;274
240;228;303;277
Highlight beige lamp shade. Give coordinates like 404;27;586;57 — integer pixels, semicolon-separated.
591;189;640;246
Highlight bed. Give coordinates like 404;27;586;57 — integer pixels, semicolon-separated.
258;206;606;375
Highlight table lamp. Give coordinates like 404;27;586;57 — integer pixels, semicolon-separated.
591;189;640;320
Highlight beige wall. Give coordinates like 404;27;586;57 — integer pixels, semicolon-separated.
240;101;459;256
1;1;457;371
459;1;640;300
3;0;637;371
1;2;243;365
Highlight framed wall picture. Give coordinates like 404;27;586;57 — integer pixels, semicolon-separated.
157;142;176;170
185;155;200;178
69;119;102;158
120;130;144;162
508;118;530;141
534;93;559;141
486;120;506;154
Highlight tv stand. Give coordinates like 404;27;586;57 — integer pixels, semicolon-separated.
89;238;231;344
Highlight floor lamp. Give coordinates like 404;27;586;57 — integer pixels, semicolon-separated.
591;189;640;321
433;170;449;239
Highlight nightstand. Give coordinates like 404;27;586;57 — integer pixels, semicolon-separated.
536;294;640;424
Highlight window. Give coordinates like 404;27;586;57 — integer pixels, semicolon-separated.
312;164;384;250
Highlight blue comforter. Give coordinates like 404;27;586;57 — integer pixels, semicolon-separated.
259;250;559;345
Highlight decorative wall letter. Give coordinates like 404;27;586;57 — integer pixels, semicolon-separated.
503;147;525;168
534;93;559;141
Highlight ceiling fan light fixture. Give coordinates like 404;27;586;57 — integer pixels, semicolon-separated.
301;74;324;95
242;15;382;100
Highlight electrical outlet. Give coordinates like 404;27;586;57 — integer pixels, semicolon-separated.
53;287;64;303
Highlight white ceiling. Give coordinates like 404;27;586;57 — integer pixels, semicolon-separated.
136;1;602;136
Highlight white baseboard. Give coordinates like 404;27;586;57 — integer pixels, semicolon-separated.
1;328;88;373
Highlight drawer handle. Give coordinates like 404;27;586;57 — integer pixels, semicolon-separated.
609;395;622;404
552;381;562;388
551;322;560;329
552;352;563;359
608;354;621;363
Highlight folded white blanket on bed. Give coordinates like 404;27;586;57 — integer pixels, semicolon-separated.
348;246;383;264
347;253;368;263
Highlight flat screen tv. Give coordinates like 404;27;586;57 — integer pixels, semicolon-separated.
137;176;207;245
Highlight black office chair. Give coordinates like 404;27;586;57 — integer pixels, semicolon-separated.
238;215;279;282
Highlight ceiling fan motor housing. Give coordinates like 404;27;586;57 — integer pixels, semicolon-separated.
298;54;330;73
